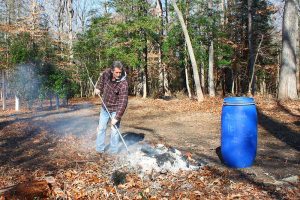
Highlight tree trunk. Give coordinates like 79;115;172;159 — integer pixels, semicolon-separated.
231;68;235;95
158;51;170;97
2;0;10;111
276;48;281;93
58;0;65;58
140;2;148;99
49;94;53;109
208;41;215;97
260;75;266;96
201;62;205;90
297;56;300;96
165;0;168;25
163;64;170;96
80;80;83;98
158;45;164;96
171;0;204;101
104;0;109;14
142;37;148;99
2;70;6;110
219;0;225;26
184;1;191;98
67;0;73;64
162;0;170;96
247;0;255;95
232;82;235;95
278;0;299;100
249;35;264;96
15;95;20;111
184;44;192;98
298;21;300;95
89;80;93;97
223;0;229;25
237;75;241;95
157;0;167;97
142;69;147;98
56;94;60;109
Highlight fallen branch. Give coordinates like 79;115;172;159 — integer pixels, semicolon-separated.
0;185;16;194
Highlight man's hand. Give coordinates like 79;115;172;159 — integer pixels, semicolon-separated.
94;88;100;95
111;118;118;126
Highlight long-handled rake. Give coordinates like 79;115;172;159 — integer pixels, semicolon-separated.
84;66;129;153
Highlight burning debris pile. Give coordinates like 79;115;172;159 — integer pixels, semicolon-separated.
1;123;299;200
121;143;205;174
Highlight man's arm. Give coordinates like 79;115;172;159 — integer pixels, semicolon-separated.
115;82;128;121
95;70;108;95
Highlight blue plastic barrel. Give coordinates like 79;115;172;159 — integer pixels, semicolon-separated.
221;97;257;168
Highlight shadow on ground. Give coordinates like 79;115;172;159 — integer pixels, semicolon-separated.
122;132;145;146
0;124;59;171
0;102;99;172
257;109;300;151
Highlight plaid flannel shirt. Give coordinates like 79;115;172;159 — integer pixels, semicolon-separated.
95;68;128;120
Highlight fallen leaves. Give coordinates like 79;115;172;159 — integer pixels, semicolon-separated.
137;96;223;114
2;180;50;199
0;97;299;199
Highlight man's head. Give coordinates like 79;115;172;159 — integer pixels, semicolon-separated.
111;61;124;80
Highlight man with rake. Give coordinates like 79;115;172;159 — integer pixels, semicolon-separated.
94;61;128;154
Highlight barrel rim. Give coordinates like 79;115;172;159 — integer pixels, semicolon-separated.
223;97;255;105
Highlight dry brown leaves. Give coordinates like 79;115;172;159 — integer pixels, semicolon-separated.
255;96;300;122
0;96;299;199
4;125;296;200
134;96;223;114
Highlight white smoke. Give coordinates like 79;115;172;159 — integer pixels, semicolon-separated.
118;143;203;175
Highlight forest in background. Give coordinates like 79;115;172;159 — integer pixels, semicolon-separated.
0;1;300;198
0;0;299;110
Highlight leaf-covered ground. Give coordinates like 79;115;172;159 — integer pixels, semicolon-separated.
0;96;299;199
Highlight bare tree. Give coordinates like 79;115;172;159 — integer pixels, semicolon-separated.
208;41;215;97
208;0;215;97
142;38;148;99
155;0;170;97
184;44;192;98
67;0;73;64
184;0;192;98
249;34;264;95
1;71;6;110
278;0;299;100
247;0;255;95
74;0;89;32
201;61;205;90
171;0;204;101
218;0;225;26
141;3;148;99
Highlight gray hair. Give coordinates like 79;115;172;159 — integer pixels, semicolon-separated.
111;61;124;71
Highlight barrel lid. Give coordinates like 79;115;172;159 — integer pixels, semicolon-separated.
223;97;255;105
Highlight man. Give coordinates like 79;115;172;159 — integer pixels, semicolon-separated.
94;61;128;154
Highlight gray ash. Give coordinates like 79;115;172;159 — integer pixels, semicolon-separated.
123;143;206;174
155;153;175;167
141;145;158;157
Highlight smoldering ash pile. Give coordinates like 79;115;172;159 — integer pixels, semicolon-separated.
119;143;205;175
